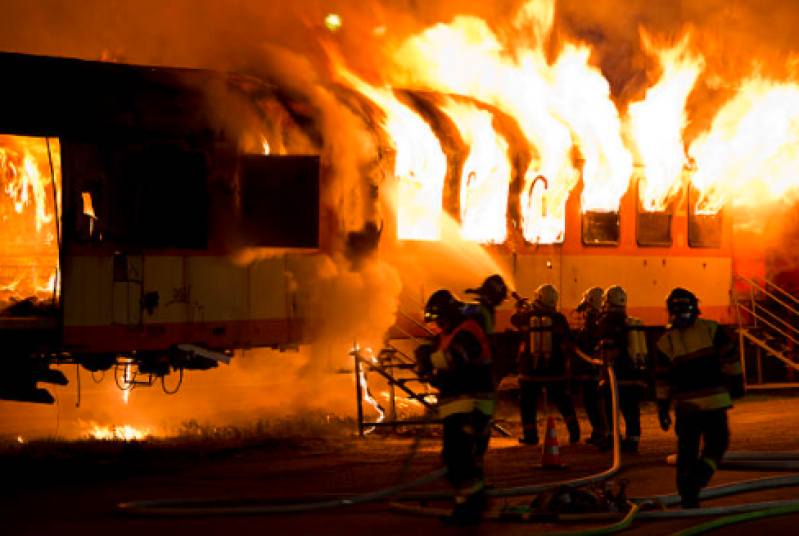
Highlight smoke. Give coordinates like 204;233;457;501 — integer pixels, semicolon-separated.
6;0;799;434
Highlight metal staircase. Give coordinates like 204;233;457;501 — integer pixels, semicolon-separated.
352;294;510;437
733;274;799;388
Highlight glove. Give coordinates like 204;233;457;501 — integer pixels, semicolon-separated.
657;401;672;432
414;344;434;380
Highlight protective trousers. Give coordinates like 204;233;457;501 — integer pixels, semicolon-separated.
442;409;492;500
602;383;641;438
675;408;729;507
519;379;579;442
581;379;605;439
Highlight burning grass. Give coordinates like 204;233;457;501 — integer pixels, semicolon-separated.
0;411;361;492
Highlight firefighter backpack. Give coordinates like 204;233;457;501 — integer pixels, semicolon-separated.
625;317;649;371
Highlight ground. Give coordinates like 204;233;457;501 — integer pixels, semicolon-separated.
2;395;799;535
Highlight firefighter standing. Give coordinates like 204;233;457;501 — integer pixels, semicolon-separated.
574;286;606;445
416;289;494;525
514;284;580;445
596;285;647;452
464;274;508;335
655;287;744;509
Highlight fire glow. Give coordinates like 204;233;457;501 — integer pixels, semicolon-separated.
0;135;60;311
85;424;150;441
320;0;799;243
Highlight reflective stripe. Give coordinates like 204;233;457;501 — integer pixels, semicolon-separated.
673;391;732;413
430;350;451;370
457;480;485;498
702;457;718;472
438;318;492;364
438;397;495;418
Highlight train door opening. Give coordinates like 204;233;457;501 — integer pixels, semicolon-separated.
0;134;61;325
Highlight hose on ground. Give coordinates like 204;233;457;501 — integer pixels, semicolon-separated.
667;503;799;536
396;366;622;503
118;466;447;517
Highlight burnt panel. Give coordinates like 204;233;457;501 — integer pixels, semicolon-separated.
109;144;209;249
636;176;674;247
582;211;620;246
239;155;320;249
637;211;672;246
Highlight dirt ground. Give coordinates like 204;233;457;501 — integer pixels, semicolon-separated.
3;394;799;536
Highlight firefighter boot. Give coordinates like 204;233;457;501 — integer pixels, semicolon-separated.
518;434;539;446
440;491;486;526
621;436;640;453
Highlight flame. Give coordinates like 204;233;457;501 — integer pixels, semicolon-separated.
385;1;630;243
0;135;60;309
334;67;447;240
628;31;704;212
261;137;271;155
86;424;150;441
352;344;385;433
550;43;633;214
437;98;511;243
689;76;799;215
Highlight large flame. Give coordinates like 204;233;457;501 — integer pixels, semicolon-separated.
334;67;447;241
0;135;60;312
437;98;511;243
689;76;799;215
628;31;704;212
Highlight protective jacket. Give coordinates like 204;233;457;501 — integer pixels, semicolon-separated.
655;318;743;414
463;301;496;335
430;317;495;418
514;308;571;381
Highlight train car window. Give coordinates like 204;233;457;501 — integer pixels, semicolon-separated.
687;184;722;248
109;144;209;249
636;179;673;247
238;155;320;248
0;134;61;317
582;211;620;246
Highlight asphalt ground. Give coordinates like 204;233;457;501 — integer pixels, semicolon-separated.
2;394;799;535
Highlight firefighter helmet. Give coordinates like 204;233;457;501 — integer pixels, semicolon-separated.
666;287;700;327
533;284;559;311
467;274;509;307
577;286;603;313
603;285;627;310
424;289;464;324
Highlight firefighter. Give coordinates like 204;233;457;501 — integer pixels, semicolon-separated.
513;284;580;445
415;289;494;525
655;287;744;509
574;286;606;445
464;274;508;335
596;285;647;453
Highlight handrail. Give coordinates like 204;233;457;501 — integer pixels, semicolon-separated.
736;302;799;350
734;274;799;320
747;300;799;340
740;330;799;372
755;275;799;310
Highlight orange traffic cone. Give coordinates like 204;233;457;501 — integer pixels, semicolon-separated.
536;416;568;469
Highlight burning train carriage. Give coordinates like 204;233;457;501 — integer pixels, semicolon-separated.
0;52;323;404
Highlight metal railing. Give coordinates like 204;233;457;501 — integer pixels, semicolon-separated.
733;274;799;385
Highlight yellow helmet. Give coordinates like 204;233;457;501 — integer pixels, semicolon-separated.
534;284;559;311
602;285;627;310
578;286;603;313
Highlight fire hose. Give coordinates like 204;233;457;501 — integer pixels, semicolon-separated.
118;361;799;530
